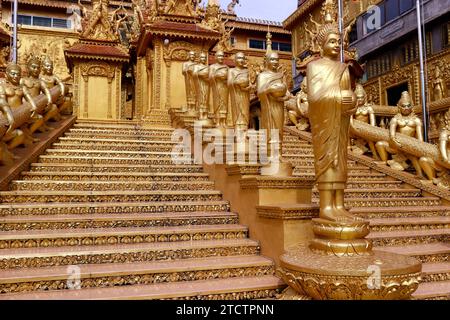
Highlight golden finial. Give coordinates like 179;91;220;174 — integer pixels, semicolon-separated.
265;27;273;59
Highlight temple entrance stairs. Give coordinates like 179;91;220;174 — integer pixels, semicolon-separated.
0;121;285;300
283;129;450;300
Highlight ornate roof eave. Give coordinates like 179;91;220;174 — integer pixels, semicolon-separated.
283;0;323;30
227;21;291;35
64;53;129;63
64;40;130;71
136;22;221;56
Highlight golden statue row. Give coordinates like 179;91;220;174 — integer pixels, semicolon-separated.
0;56;69;165
182;50;290;143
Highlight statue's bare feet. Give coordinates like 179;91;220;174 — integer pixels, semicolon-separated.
335;205;364;223
320;206;363;224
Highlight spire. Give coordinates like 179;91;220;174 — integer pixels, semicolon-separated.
265;27;273;58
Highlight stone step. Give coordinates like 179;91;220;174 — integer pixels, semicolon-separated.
29;163;204;173
66;129;173;139
0;224;249;249
376;243;449;263
20;172;210;182
53;142;176;152
45;149;188;159
350;206;450;219
368;229;450;246
0;275;285;300
421;262;450;283
369;217;450;232
58;137;177;145
0;255;275;294
346;181;404;189
0;190;223;203
293;165;371;172
312;189;423;199
343;197;442;208
0;238;261;269
10;180;216;192
413;280;450;300
0;212;239;231
38;155;192;166
73;123;174;132
0;200;231;216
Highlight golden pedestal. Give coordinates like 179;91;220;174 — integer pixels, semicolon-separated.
278;244;422;300
278;218;422;300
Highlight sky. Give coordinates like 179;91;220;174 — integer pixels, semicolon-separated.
220;0;298;23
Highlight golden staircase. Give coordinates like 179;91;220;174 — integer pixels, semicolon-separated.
0;121;285;299
283;129;450;300
0;120;448;300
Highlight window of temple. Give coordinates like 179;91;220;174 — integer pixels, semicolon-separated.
15;14;70;29
386;82;409;106
443;22;450;48
248;39;292;52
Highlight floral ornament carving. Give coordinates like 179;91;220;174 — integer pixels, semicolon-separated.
163;41;195;65
81;62;116;82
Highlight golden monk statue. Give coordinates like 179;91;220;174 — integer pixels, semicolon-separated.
432;66;446;102
209;50;229;127
40;56;66;121
257;52;290;149
182;50;197;114
306;20;358;222
21;55;52;133
192;52;211;123
376;91;424;176
286;77;309;131
0;63;34;149
228;52;251;130
350;84;378;159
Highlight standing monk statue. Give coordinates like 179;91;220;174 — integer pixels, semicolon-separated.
182;51;197;114
306;14;358;223
257;52;290;153
228;52;251;130
209;50;229;128
192;52;212;125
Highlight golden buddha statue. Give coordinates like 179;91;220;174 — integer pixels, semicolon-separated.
286;77;309;131
257;52;290;148
182;50;197;114
306;17;358;223
21;55;50;133
0;63;33;149
228;52;251;130
432;66;446;102
40;55;66;121
192;52;212;124
209;50;229;127
350;84;378;159
376;91;424;176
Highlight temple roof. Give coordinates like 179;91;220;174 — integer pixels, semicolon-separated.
148;20;220;39
229;17;290;35
65;42;129;62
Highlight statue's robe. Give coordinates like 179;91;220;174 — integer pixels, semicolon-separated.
209;64;229;117
307;58;352;188
257;70;287;142
228;67;250;127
